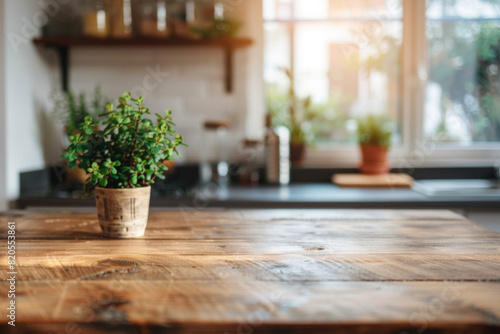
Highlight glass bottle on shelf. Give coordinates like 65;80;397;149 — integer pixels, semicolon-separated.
170;0;210;39
166;0;184;37
196;0;215;31
140;0;170;37
200;120;230;188
81;0;109;38
171;0;195;38
214;1;224;20
108;0;133;38
189;1;228;39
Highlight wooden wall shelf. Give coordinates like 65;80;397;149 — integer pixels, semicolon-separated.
33;37;254;93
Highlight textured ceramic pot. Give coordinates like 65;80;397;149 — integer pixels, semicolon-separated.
95;186;151;238
359;145;390;175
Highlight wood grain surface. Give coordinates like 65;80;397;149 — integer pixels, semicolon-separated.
1;209;500;333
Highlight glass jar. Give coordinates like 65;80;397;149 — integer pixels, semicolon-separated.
81;0;109;38
169;0;193;38
189;1;233;39
140;0;170;37
170;0;214;39
200;120;230;187
196;0;216;30
108;0;133;38
166;0;185;34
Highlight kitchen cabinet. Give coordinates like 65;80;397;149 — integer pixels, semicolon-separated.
1;209;500;333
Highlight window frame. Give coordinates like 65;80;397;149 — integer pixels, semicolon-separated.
263;0;500;168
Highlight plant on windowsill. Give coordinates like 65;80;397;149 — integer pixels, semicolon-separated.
268;67;312;167
61;92;187;238
356;114;393;175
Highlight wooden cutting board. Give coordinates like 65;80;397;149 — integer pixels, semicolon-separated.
332;173;414;188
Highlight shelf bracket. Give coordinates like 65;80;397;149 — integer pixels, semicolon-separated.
55;46;70;92
224;47;234;93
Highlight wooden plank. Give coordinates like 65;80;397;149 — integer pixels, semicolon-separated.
332;173;414;188
0;209;468;239
7;253;500;282
0;208;466;224
5;323;500;334
0;281;499;333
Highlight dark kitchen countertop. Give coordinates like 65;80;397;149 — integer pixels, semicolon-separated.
17;183;500;210
16;165;500;209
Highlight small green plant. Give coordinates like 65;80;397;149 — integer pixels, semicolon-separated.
268;67;312;145
51;86;109;135
192;18;242;39
61;92;187;194
356;115;393;148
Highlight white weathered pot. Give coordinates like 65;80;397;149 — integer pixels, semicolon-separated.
95;186;151;238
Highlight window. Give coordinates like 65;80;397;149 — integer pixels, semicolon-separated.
263;0;500;166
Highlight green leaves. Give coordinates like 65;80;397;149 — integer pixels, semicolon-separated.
99;178;108;187
356;115;393;148
61;92;186;193
118;97;127;106
145;169;154;181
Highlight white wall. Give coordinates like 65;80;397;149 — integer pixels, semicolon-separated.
244;0;265;139
4;0;58;206
0;0;7;211
1;0;264;207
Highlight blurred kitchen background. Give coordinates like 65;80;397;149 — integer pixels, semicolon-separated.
1;0;500;230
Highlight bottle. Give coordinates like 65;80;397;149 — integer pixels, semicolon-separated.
265;116;290;185
82;0;109;38
200;120;230;188
109;0;133;38
140;0;170;37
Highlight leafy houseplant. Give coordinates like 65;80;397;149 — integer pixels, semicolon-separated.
62;92;186;238
356;115;393;175
51;86;109;183
51;86;108;136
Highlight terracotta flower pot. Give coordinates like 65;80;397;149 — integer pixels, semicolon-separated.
290;142;306;167
95;186;151;238
359;145;390;175
63;126;98;184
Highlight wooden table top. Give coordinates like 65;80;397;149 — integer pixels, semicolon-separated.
1;209;500;333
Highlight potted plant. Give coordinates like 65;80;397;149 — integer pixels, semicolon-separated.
62;92;186;238
356;115;393;175
51;86;109;183
268;68;312;166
